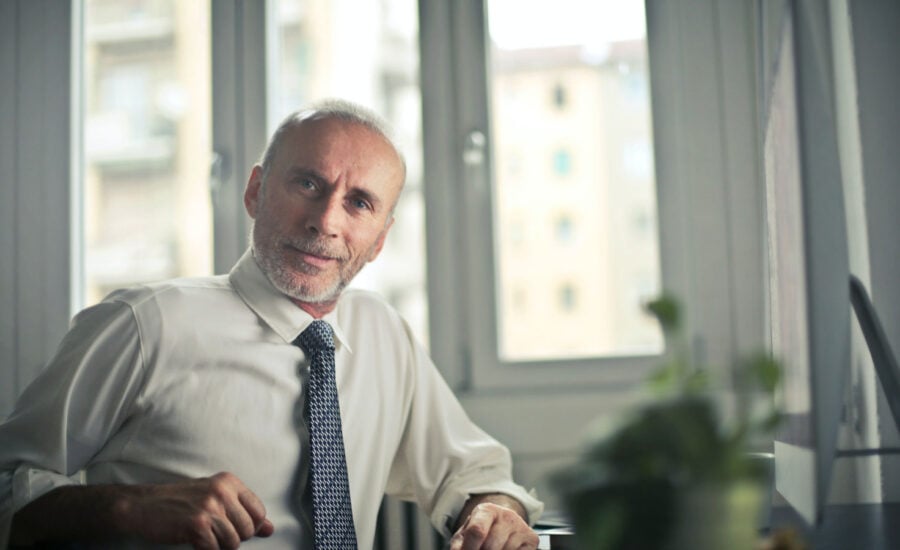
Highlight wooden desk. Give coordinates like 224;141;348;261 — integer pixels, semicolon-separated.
770;503;900;549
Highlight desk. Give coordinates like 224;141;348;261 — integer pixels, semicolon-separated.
770;503;900;549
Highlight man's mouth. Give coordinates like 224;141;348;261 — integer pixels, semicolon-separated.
289;245;338;268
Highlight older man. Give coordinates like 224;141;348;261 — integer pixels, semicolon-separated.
0;100;542;549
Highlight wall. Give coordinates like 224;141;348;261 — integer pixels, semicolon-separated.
0;1;74;418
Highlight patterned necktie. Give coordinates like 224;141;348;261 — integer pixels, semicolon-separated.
296;320;358;549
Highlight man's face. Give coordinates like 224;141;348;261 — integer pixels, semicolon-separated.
244;118;404;309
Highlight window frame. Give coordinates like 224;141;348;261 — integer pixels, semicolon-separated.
418;0;766;393
210;0;268;273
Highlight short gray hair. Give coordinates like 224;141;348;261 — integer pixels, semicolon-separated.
258;98;406;182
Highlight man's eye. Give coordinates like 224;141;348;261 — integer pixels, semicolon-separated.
351;199;370;210
299;179;316;190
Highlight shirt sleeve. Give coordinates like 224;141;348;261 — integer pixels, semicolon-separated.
0;300;145;546
384;324;544;537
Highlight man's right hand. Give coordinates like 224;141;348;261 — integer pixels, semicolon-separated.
11;471;274;549
115;471;275;548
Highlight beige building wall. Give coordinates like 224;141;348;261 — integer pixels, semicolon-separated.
83;0;212;305
492;43;662;360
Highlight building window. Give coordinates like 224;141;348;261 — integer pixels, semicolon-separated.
559;284;577;312
555;215;574;243
553;149;572;176
552;83;567;109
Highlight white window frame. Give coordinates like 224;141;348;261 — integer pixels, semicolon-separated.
419;0;767;393
210;0;268;273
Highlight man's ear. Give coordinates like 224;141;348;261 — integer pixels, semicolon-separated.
368;217;395;262
244;165;264;219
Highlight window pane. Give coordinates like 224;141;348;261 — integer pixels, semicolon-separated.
270;0;428;347
488;0;663;360
82;0;213;306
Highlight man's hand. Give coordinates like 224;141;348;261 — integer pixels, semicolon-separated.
116;471;274;549
11;471;274;549
449;494;539;550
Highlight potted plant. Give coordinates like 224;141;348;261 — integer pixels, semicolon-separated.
553;295;782;550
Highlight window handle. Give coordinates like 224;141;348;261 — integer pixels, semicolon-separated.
209;151;229;202
463;129;486;166
463;130;488;195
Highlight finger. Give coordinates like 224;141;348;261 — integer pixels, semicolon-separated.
481;522;522;550
210;515;242;550
480;529;510;550
187;517;220;550
237;488;269;533
205;472;255;541
506;530;539;550
223;500;256;541
460;506;497;550
256;518;275;538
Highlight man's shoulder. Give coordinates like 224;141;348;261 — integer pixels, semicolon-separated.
337;288;401;319
101;274;234;310
336;288;410;331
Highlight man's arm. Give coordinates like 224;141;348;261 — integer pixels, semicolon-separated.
10;472;273;548
0;301;149;546
449;493;538;550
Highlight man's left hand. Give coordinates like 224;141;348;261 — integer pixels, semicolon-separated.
449;495;539;550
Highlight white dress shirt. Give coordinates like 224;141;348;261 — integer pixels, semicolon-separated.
0;249;543;548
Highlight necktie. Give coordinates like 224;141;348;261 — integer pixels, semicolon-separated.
295;320;358;549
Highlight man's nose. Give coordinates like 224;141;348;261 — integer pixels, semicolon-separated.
306;196;342;237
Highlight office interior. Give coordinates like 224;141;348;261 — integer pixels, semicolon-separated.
1;0;898;546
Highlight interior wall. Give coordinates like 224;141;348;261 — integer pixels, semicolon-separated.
0;1;74;419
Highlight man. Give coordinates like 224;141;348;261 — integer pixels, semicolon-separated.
0;100;542;548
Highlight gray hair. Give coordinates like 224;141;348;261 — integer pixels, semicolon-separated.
258;98;407;183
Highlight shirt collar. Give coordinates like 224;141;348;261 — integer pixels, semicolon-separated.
228;248;353;353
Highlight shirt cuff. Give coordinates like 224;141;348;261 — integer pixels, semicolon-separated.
431;478;544;538
0;464;82;547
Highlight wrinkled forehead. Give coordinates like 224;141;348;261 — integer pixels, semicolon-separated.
291;116;405;176
280;118;404;177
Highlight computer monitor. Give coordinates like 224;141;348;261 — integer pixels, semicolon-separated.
762;0;851;525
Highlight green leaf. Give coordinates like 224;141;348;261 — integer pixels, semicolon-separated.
684;369;710;394
645;294;681;333
744;353;782;393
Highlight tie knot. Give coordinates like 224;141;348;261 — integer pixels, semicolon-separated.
296;320;335;355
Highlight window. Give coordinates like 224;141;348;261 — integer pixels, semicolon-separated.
487;0;662;364
552;83;567;109
58;0;754;397
552;149;572;176
269;0;428;346
555;215;574;243
81;0;213;306
558;283;577;312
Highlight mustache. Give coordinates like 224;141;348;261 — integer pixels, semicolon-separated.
284;237;348;261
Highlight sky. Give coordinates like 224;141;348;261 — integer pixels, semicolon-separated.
488;0;647;50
